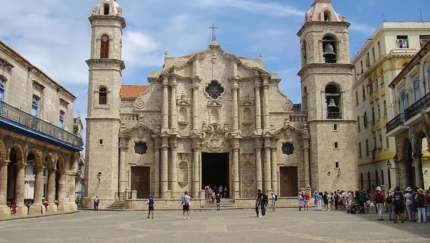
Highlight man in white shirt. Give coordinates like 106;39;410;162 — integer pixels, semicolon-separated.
181;191;191;219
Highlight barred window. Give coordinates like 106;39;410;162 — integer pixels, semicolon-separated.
205;81;224;99
134;142;147;155
282;143;294;155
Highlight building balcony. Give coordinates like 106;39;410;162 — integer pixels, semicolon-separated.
386;113;408;137
404;92;430;126
0;100;83;151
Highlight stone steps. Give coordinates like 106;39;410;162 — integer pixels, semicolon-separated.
107;201;125;210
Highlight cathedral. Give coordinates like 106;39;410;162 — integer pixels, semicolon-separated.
83;0;358;209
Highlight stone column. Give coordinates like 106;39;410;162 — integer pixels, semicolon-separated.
231;79;239;132
119;138;129;200
160;137;169;198
191;79;200;131
414;150;424;189
15;163;28;215
153;137;161;198
192;140;201;198
162;75;169;131
255;139;263;191
47;169;57;212
264;138;272;193
232;140;240;199
170;79;178;132
254;80;262;134
271;144;278;195
170;137;178;198
56;172;66;212
30;166;43;214
303;137;310;188
0;160;10;216
261;75;270;132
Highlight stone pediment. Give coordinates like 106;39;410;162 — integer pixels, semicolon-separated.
274;124;310;141
119;124;157;138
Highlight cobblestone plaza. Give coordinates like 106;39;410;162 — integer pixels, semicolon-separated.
1;208;429;243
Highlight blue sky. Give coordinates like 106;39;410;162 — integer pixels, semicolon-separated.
1;0;430;122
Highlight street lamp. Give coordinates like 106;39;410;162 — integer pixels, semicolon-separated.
97;172;102;181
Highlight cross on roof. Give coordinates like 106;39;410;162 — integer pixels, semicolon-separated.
209;23;218;41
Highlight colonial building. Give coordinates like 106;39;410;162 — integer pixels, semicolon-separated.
352;22;430;192
0;41;84;217
84;0;358;209
387;40;430;190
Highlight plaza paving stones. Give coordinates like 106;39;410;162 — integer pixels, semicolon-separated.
0;208;429;243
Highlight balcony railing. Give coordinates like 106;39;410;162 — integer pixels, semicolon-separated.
326;112;342;119
386;113;405;134
0;101;83;147
404;92;430;121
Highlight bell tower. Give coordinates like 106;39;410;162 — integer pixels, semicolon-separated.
85;0;126;208
297;0;358;191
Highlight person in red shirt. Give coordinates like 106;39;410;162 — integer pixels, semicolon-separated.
372;186;386;221
304;191;310;211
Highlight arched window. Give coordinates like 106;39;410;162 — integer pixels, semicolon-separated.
99;87;107;104
325;84;341;119
100;35;109;59
31;95;40;116
104;4;110;15
0;78;5;102
324;10;331;21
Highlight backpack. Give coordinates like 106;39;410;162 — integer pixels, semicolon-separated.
263;194;268;203
274;194;278;201
416;194;425;207
393;192;404;207
386;195;393;204
375;192;383;203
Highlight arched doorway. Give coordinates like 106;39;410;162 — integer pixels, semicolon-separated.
7;145;24;206
401;139;414;188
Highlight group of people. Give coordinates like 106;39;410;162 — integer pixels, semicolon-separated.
312;190;349;212
255;189;278;217
204;185;227;202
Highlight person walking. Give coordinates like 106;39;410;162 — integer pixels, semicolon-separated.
313;191;319;210
216;193;221;211
218;185;223;197
405;187;414;222
304;191;310;211
271;192;276;212
392;186;405;223
415;188;426;223
386;189;394;221
181;191;191;220
255;189;263;217
316;192;323;211
372;187;385;221
147;195;154;219
93;196;100;211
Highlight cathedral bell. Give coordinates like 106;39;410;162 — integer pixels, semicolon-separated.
328;98;337;108
323;44;336;63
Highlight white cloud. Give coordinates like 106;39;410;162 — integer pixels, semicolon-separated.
122;31;162;69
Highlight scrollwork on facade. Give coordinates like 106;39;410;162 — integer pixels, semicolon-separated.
177;91;191;106
283;100;294;111
134;97;145;110
240;94;254;106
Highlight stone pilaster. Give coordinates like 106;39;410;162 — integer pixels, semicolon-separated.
56;172;66;212
0;160;10;216
191;79;200;131
152;137;161;198
254;80;262;134
192;140;201;198
271;145;278;195
15;163;28;215
30;166;43;214
264;138;272;193
170;137;178;198
170;78;178;132
119;137;129;199
254;139;263;191
162;75;169;131
47;169;57;213
303;136;310;188
231;78;239;132
232;139;240;199
160;137;169;198
262;75;270;132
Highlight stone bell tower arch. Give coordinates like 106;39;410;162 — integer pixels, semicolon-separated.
297;0;358;192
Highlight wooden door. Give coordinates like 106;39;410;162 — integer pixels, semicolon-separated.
279;167;298;197
131;166;150;199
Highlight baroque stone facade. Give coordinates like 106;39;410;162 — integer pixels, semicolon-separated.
84;0;358;209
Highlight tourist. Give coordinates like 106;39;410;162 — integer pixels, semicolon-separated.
313;190;319;210
298;192;304;211
93;196;100;211
255;189;263;217
425;189;430;221
386;189;394;220
334;191;339;210
147;195;154;219
393;186;405;224
415;188;426;223
316;192;323;211
405;187;414;222
181;191;191;220
271;192;276;212
303;191;310;211
223;186;228;198
218;185;223;197
323;191;329;211
372;186;385;221
216;193;221;211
